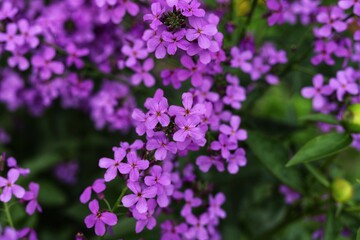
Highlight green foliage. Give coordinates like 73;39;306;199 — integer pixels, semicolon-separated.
247;131;304;193
287;133;353;167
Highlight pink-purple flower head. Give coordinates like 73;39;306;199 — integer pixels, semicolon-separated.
118;152;149;182
173;115;206;143
301;74;333;110
339;0;360;16
329;68;359;101
99;148;126;182
31;47;64;80
210;134;237;159
84;199;118;236
169;92;206;117
122;181;157;213
219;115;247;142
122;40;148;67
146;132;177;160
23;182;42;215
131;58;155;87
186;17;218;50
0;168;25;202
80;178;106;204
0;23;23;51
132;199;157;233
316;6;347;37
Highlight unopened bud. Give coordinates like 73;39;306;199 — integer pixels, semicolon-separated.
342;104;360;133
331;178;353;203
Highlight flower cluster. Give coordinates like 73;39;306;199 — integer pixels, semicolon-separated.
0;153;41;239
80;83;247;237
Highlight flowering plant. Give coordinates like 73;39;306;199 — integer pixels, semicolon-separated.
0;0;360;239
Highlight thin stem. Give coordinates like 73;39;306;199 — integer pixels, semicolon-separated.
103;198;112;211
4;202;14;228
111;186;128;212
239;0;258;41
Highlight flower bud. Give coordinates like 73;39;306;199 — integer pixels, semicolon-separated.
342;104;360;133
331;178;353;203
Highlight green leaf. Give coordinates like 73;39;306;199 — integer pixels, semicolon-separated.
247;131;304;193
286;133;352;167
324;206;341;240
38;181;67;206
300;114;339;125
23;153;61;177
357;227;360;240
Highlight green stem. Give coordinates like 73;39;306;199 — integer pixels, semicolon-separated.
111;187;128;212
4;202;14;228
103;198;112;211
239;0;258;41
305;163;330;188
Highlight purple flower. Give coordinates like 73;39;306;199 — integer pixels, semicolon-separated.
0;2;18;20
177;55;205;87
311;40;337;65
143;3;164;29
31;47;65;80
301;74;333;110
267;0;289;26
131;58;155;87
317;7;347;37
122;40;148;67
7;157;30;176
219;116;247;142
181;189;202;216
339;0;360;15
194;79;219;102
80;179;106;204
147;30;167;59
210;134;237;159
179;0;205;17
0;23;23;51
162;30;189;55
223;85;246;110
230;47;252;73
208;192;226;219
99;148;126;182
23;182;42;215
95;0;117;7
122;182;157;213
119;152;149;181
185;213;209;240
186;17;217;49
196;155;224;172
17;228;38;240
132;108;149;136
119;0;139;16
84;199;118;236
54;161;79;185
8;48;29;71
145;94;170;129
0;169;25;202
132;199;157;233
173;115;205;142
329;68;359;101
146;132;177;160
169;92;206;117
279;185;301;204
227;148;247;174
66;43;89;69
0;227;17;240
17;19;41;48
161;221;188;240
144;165;171;207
